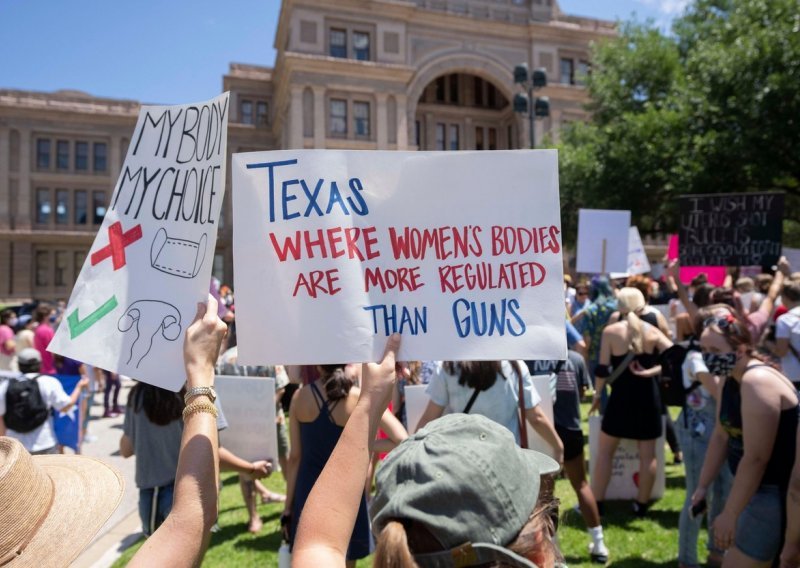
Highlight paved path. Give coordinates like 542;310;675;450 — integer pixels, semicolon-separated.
72;378;142;568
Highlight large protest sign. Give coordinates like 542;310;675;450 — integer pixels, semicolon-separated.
49;94;229;391
588;416;666;500
233;150;566;365
784;247;800;271
679;192;784;267
216;376;278;465
576;209;630;274
668;234;726;286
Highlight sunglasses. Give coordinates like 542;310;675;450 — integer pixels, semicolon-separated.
702;315;739;332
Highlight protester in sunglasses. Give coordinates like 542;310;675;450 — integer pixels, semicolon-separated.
692;305;799;567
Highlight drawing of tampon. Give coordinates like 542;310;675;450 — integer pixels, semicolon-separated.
150;228;207;279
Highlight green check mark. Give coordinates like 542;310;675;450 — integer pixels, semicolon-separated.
67;295;119;339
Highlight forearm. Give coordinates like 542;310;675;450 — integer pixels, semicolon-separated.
130;411;219;567
294;399;383;565
722;455;768;518
697;428;728;490
218;446;254;475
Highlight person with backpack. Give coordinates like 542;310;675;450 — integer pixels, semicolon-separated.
0;348;88;454
775;281;800;391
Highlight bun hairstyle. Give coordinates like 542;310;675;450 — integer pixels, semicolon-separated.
319;364;353;401
616;287;647;354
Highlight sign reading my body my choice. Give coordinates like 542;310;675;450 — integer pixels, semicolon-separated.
49;94;230;391
679;192;784;267
232;150;567;365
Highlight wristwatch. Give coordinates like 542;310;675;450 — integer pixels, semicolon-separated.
184;386;217;405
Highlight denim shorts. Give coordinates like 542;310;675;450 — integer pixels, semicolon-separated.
735;485;783;562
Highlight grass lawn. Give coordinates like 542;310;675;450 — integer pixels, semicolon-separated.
113;404;698;567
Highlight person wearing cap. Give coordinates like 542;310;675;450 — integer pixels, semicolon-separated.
0;348;88;454
293;335;564;568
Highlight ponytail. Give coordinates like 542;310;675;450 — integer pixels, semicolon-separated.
374;521;418;568
319;365;353;402
627;311;644;354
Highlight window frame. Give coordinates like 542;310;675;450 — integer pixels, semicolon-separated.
36;138;51;170
353;100;371;138
329;27;348;58
93;142;107;172
75;141;89;171
329;98;348;137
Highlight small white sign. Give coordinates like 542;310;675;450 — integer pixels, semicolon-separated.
576;209;631;274
627;226;651;275
216;376;278;465
588;415;666;500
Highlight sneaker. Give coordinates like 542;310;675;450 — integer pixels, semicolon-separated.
83;434;98;443
102;410;113;418
589;541;609;564
112;406;123;415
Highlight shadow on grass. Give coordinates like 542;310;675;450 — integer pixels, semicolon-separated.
560;503;679;532
207;520;283;553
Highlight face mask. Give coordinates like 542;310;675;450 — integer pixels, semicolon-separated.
703;352;737;377
6;318;17;328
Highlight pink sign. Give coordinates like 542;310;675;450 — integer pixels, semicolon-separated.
668;234;726;286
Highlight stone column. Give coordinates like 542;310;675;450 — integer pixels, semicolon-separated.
0;127;9;230
16;129;31;231
376;93;389;150
288;86;304;149
312;86;326;149
396;94;409;149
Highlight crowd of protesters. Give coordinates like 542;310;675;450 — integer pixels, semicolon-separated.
3;254;800;568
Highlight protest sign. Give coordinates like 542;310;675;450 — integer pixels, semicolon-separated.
667;234;726;286
784;247;800;271
404;384;429;434
679;192;784;267
588;416;666;500
627;226;650;275
52;374;83;453
215;376;278;465
232;150;566;365
49;94;230;391
575;209;630;274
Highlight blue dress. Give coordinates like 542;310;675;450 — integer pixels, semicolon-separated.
289;383;371;559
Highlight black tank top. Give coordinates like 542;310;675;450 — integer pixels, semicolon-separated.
719;366;799;488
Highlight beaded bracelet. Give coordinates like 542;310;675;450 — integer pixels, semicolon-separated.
182;401;219;421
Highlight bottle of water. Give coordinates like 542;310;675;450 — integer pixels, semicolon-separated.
278;541;291;568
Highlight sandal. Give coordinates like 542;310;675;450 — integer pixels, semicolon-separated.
261;492;287;504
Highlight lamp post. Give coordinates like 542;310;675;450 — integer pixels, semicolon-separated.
513;64;549;149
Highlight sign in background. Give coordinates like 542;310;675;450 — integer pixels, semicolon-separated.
216;376;278;465
52;374;84;453
576;209;630;274
49;94;230;391
233;150;566;365
668;234;727;286
678;192;784;267
588;416;666;500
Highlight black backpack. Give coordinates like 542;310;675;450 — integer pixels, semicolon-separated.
658;339;702;408
4;375;49;433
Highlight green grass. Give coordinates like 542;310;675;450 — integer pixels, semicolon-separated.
113;404;700;567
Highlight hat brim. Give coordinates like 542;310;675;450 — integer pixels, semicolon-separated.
10;455;124;567
519;447;561;478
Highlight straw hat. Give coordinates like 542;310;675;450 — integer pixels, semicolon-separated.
0;437;124;567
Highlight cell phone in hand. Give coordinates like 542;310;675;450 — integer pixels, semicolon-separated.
690;499;707;518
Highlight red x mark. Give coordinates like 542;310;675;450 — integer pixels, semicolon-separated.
91;222;143;270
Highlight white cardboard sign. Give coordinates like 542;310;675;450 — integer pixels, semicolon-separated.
627;226;651;275
576;209;631;274
49;94;230;391
216;376;278;465
588;415;666;500
232;150;566;365
404;384;430;434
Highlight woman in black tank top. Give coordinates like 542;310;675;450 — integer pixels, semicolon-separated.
693;304;799;567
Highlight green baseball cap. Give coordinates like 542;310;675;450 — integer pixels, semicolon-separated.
371;413;560;568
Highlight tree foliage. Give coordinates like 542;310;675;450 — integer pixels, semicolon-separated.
555;0;800;245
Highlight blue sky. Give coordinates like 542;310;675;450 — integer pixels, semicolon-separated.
0;0;688;105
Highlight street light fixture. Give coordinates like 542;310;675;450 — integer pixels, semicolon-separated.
513;63;550;149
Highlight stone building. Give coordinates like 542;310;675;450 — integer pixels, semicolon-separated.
0;0;614;301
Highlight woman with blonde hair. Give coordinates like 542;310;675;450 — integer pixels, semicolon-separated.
590;287;673;516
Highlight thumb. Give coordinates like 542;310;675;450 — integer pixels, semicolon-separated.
381;333;401;368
